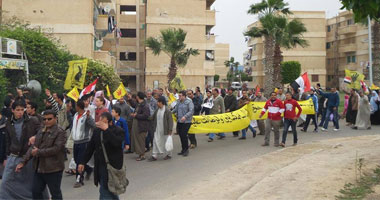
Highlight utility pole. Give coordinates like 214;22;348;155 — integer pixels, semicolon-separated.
368;15;373;86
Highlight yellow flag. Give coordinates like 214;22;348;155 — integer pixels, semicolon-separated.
184;99;315;134
345;69;365;90
106;85;111;97
274;88;279;93
67;87;80;102
64;59;88;90
168;93;176;104
370;84;380;90
113;83;127;99
169;73;186;91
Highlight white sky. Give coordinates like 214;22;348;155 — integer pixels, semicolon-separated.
212;0;344;63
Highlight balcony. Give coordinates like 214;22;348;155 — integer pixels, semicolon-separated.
339;43;356;53
205;10;216;26
339;25;357;35
120;15;136;23
206;34;215;44
95;15;108;31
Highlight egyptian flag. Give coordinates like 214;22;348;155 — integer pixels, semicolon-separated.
360;80;369;94
344;77;352;84
255;85;260;96
80;78;98;98
291;72;311;93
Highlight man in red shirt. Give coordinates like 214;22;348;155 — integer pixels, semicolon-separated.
280;92;302;147
259;92;285;147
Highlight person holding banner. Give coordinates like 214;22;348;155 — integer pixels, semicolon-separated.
239;90;256;140
208;88;226;142
253;91;267;135
301;89;319;133
280;92;302;147
224;88;239;137
260;92;285;147
172;91;194;157
187;90;201;149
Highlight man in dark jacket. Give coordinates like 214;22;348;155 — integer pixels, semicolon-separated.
317;86;340;132
78;112;124;200
224;88;239;137
16;110;67;199
0;98;42;199
0;113;7;178
187;90;201;148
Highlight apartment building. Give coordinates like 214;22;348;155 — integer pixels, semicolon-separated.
245;11;327;87
214;43;230;82
326;11;371;88
2;0;117;66
145;0;216;91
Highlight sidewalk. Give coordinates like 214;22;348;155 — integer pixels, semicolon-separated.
168;135;380;200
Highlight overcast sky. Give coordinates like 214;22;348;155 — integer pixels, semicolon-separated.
212;0;344;63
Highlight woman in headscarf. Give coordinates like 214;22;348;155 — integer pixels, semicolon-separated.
370;90;380;125
353;91;371;130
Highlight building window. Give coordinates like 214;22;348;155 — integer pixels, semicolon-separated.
326;42;331;49
312;75;319;82
346;55;356;64
327;25;331;32
120;29;136;38
253;60;257;67
205;50;214;61
120;5;136;15
328;75;331;82
347;19;354;26
120;52;137;61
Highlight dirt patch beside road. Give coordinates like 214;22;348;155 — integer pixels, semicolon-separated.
168;135;380;200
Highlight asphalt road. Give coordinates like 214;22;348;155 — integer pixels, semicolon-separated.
60;120;379;200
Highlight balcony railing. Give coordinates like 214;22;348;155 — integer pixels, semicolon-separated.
339;25;357;35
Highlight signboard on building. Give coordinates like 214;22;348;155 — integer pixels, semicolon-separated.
0;58;28;70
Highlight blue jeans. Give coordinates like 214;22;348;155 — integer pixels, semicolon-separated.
209;133;225;139
323;108;339;129
282;119;298;144
242;125;256;137
99;166;119;200
319;108;327;126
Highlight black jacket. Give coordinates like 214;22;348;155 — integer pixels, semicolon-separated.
81;125;124;186
191;96;202;115
134;101;150;133
5;114;41;157
0;116;7;162
224;94;238;112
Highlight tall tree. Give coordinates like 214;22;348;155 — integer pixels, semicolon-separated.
145;28;199;85
340;0;380;84
224;57;240;85
245;2;307;95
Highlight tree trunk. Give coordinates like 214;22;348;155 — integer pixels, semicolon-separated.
373;21;380;85
167;57;177;85
263;35;275;98
273;44;284;89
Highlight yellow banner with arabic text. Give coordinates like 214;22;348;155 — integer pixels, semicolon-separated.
188;99;315;134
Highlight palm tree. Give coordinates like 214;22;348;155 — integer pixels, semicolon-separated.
145;28;199;85
224;57;240;85
245;0;307;95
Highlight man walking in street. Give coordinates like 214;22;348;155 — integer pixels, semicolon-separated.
46;89;69;130
71;99;96;188
16;110;67;200
208;88;226;142
259;92;284;147
253;91;267;135
187;90;201;149
301;89;319;133
172;91;194;156
145;90;157;152
317;86;340;132
224;88;239;137
78;112;125;200
280;92;302;147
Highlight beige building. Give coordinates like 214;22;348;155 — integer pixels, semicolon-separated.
326;11;371;88
3;0;218;92
245;11;327;88
145;0;216;92
214;43;230;82
2;0;117;66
